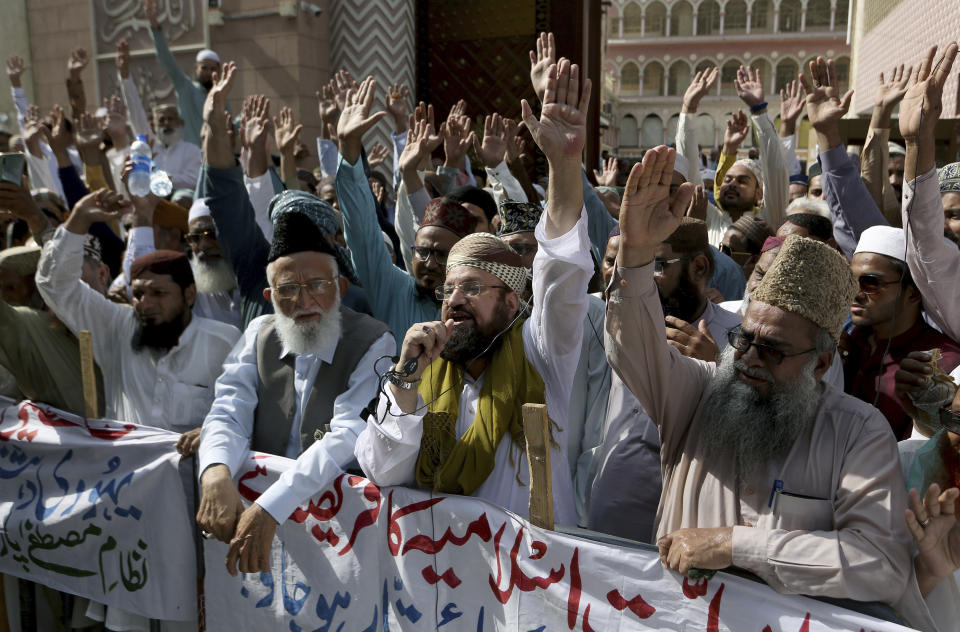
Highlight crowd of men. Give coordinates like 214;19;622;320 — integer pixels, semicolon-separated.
2;3;960;629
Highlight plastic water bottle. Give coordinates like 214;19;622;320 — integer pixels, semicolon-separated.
128;135;152;197
150;170;173;197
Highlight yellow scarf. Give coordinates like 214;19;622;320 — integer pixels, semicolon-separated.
415;320;545;495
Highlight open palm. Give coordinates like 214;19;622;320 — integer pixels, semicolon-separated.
522;59;591;162
619;147;689;248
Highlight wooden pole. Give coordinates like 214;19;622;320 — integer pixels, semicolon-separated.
77;331;98;418
522;403;554;530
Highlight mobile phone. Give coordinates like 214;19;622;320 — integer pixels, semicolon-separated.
0;153;25;185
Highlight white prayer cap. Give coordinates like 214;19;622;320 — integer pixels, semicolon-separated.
732;158;763;187
188;198;212;222
854;225;906;261
195;49;220;64
673;153;690;182
888;142;906;157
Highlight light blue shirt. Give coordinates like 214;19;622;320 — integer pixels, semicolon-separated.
198;314;395;522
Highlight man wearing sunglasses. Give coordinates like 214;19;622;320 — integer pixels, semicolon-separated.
840;225;960;440
608;146;911;606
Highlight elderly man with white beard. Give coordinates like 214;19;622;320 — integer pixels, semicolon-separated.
185;198;242;328
194;197;394;574
606;145;912;606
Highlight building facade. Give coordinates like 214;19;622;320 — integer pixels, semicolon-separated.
601;0;851;167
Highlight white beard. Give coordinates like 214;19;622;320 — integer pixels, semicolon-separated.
190;254;237;294
159;127;183;147
270;291;342;356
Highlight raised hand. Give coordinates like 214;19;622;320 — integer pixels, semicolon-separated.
502;117;522;163
116;40;131;79
47;105;73;157
799;57;854;148
332;69;356;111
387;83;410;133
617;146;694;267
241;94;271;150
778;79;806;133
367;142;389;169
68;48;89;79
682;67;718;113
593;155;619;186
75;111;104;165
907;484;960;596
6;56;25;88
399;115;441;176
473;113;508;168
143;0;160;29
529;32;556;103
685;183;708;220
273;106;302;156
202;61;237;168
67;188;130;234
441;114;474;170
722;110;749;153
447;99;467;124
104;95;128;142
734;65;765;109
874;63;913;112
666;315;719;362
21;105;48;157
316;81;339;140
900;43;958;142
521;58;592;163
337;75;388;164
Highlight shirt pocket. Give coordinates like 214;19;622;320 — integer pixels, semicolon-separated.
771;491;834;532
170;382;213;429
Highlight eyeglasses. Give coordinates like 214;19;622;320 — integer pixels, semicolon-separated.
857;274;900;295
727;326;816;366
719;244;753;262
412;246;449;265
272;278;338;301
653;257;685;276
434;282;508;301
185;229;217;244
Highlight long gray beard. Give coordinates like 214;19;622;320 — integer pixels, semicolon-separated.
700;346;822;477
190;254;237;294
271;295;342;357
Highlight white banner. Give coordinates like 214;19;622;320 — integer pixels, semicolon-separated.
0;401;917;630
0;401;197;621
204;452;916;632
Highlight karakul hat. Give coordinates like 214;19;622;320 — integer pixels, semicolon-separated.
0;245;40;276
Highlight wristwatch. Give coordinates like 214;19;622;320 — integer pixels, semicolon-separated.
386;373;420;390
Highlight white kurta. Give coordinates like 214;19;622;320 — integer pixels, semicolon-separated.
355;209;594;526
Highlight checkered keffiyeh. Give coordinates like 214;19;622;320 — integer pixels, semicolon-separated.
446;233;529;295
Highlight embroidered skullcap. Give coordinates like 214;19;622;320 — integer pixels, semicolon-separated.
938;162;960;193
673;153;690;182
446;233;529;295
188;197;212;222
0;245;40;276
751;234;857;343
83;234;102;263
664;217;709;253
761;236;785;253
447;185;497;222
855;225;906;262
130;250;194;290
195;49;220;64
497;200;542;236
420;197;478;238
153;199;189;234
268;190;358;283
732;158;763;187
731;215;772;253
888;142;906;157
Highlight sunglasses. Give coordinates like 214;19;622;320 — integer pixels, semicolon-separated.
727;326;816;366
857;274;900;295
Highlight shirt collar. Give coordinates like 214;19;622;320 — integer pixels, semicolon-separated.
278;335;338;365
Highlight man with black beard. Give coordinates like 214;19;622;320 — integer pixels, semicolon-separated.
195;202;393;575
589;218;740;541
35;189;240;438
149;104;202;191
608;146;911;606
356;58;594;526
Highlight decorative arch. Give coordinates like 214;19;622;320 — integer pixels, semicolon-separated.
620;114;639;148
805;0;832;30
750;58;773;87
666;113;681;145
725;0;748;33
620;61;641;94
834;56;850;92
695;58;718;74
834;0;850;29
697;0;721;35
670;0;695;35
646;1;668;36
720;58;743;96
779;0;802;32
642;60;665;96
623;2;643;35
667;60;692;96
774;58;800;92
751;0;773;32
641;114;664;148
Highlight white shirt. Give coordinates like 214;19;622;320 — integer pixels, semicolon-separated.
242;171;276;242
355;209;594;526
35;227;241;431
152;138;202;191
198;314;395;522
